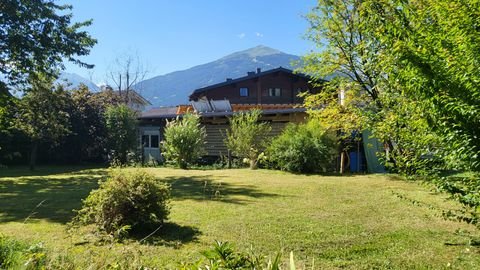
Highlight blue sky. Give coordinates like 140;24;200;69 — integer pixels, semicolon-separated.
61;0;317;84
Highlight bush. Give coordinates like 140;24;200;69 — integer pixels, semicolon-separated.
225;109;271;169
73;170;171;237
266;120;338;173
0;235;64;270
180;241;286;269
162;113;206;169
0;234;22;269
105;104;138;165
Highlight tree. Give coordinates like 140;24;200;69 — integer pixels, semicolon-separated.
107;52;148;104
304;0;480;226
225;109;271;169
302;0;444;173
58;85;120;163
162;113;206;169
362;0;480;226
104;104;138;165
0;0;96;85
15;75;71;170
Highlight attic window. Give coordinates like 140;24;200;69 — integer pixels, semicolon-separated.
268;88;281;97
240;87;249;97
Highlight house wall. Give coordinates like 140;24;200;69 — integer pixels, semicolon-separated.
139;125;163;162
192;71;313;104
200;111;307;157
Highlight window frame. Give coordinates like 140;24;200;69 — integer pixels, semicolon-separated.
268;88;281;97
239;87;249;97
141;133;160;149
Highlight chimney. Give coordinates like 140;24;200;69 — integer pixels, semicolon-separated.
256;68;261;74
226;78;233;81
247;71;255;76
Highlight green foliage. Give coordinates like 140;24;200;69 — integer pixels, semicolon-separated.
16;75;71;143
225;109;271;169
15;74;71;170
0;234;22;269
367;95;446;176
435;174;480;229
0;0;96;85
73;170;171;237
105;104;138;165
180;241;287;270
59;85;120;163
0;235;64;270
162;113;206;169
364;0;480;173
266;120;338;173
304;0;480;227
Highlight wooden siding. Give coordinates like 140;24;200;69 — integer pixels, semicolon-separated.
202;122;288;157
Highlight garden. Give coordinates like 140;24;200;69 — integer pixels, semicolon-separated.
1;167;479;269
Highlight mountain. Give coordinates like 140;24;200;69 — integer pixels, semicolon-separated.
135;45;301;107
56;72;100;92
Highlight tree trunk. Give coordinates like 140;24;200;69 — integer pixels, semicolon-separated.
249;159;257;170
29;140;38;171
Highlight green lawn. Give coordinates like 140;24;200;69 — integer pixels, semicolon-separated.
0;167;479;269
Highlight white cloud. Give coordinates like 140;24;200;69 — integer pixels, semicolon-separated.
237;33;246;39
255;32;264;38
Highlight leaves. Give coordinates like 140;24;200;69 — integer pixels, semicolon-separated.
225;109;271;169
162;113;206;169
0;0;96;85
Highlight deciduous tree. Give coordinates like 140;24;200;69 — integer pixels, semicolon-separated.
225;109;271;169
15;75;71;170
0;0;96;85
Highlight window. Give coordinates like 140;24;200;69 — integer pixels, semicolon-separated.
239;87;249;97
142;134;160;148
268;88;281;97
150;135;159;148
142;135;149;147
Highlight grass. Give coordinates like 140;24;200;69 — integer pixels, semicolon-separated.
0;166;479;269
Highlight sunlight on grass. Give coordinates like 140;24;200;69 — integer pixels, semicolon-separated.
0;167;479;269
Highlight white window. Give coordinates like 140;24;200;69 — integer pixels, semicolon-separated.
142;134;159;148
268;88;281;97
240;87;249;97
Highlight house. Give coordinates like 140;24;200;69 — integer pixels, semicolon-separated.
139;67;318;162
139;102;307;162
189;67;322;104
100;85;151;112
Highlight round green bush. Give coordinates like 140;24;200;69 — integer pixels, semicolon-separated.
266;120;338;173
74;170;171;236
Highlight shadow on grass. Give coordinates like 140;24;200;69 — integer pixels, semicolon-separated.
0;169;106;223
0;165;107;178
135;222;202;247
164;175;280;205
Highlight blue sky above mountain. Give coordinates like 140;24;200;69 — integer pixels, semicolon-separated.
60;0;316;83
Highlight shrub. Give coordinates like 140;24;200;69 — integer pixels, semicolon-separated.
73;170;171;237
0;235;63;270
266;120;338;173
0;234;22;269
162;113;206;169
225;109;271;169
180;241;286;269
105;104;138;165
